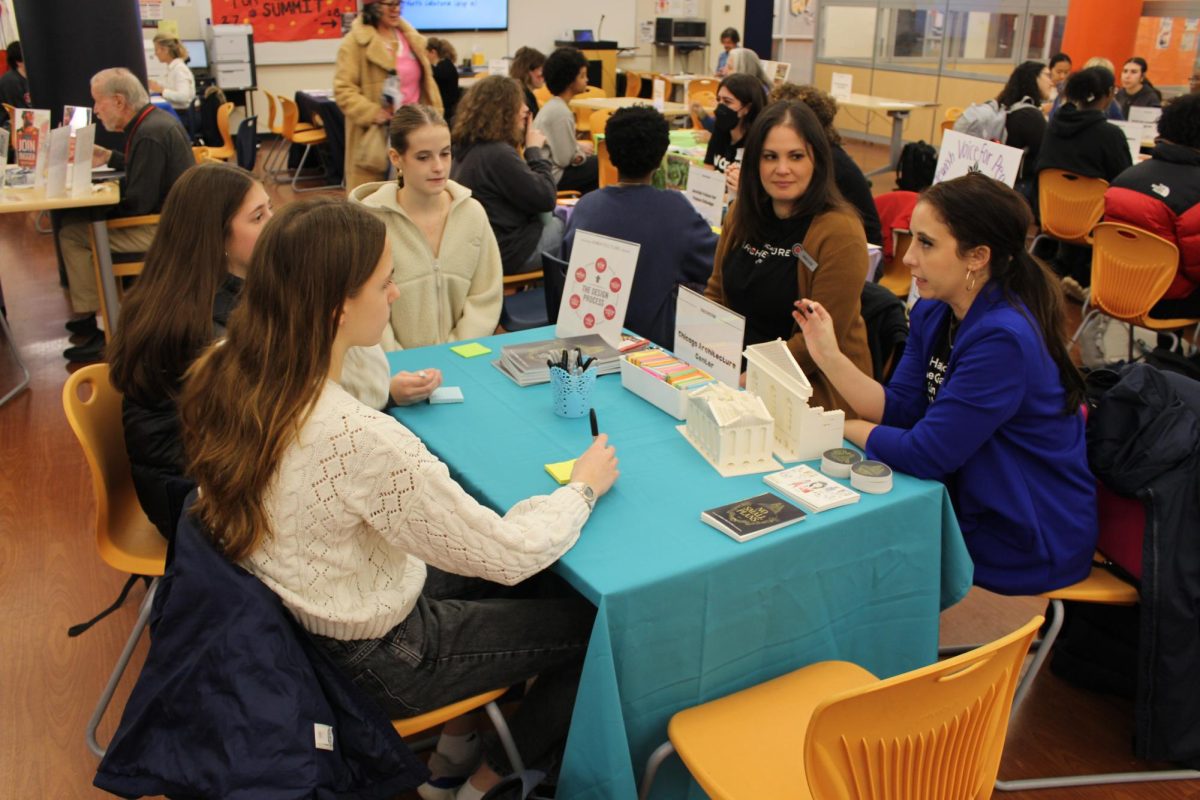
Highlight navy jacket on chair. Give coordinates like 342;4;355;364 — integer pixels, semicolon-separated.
94;494;429;799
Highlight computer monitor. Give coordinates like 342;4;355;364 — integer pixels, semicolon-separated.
573;29;595;43
183;39;208;71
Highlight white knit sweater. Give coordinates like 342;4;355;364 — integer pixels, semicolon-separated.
245;381;590;640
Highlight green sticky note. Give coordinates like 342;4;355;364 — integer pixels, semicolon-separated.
544;459;577;485
451;342;492;358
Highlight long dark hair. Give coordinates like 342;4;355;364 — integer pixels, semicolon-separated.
920;173;1085;412
108;162;256;405
997;60;1046;107
726;100;842;246
718;72;767;130
180;198;388;559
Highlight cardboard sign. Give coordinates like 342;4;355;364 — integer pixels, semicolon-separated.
674;285;746;388
830;72;853;100
652;79;666;112
934;129;1024;188
71;124;96;197
685;164;725;227
44;126;71;199
556;230;640;348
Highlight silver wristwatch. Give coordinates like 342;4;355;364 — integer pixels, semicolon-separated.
567;481;596;511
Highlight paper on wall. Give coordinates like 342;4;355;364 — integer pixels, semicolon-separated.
830;72;853;100
556;230;640;348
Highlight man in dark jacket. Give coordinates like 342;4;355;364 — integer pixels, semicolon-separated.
59;67;193;362
1115;57;1162;119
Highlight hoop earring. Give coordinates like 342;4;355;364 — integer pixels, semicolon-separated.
965;268;977;293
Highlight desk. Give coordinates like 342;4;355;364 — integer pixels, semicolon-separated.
837;93;939;178
0;182;123;329
386;327;973;799
569;96;690;118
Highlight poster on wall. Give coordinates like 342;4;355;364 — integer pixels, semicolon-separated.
211;0;356;43
1157;18;1173;49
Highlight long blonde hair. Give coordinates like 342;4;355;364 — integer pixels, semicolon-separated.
180;198;387;559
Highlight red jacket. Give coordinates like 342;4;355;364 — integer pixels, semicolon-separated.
1103;142;1200;300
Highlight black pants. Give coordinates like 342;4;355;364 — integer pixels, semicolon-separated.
557;156;599;194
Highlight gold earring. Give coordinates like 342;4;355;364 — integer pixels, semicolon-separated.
965;268;978;292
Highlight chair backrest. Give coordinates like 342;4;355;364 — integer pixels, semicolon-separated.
944;106;964;122
216;101;235;151
690;90;717;129
805;615;1042;800
623;71;642;98
543;251;569;324
62;364;166;577
279;96;302;139
235;115;258;171
1088;222;1181;323
192;146;213;164
688;78;719;101
533;86;551;108
262;89;279;133
597;138;618;188
1036;168;1108;245
589;108;614;137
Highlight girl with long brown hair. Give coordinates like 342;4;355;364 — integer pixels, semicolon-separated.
451;75;561;275
180;197;618;799
794;172;1095;596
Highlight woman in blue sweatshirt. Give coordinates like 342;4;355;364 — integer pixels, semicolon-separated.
794;173;1096;595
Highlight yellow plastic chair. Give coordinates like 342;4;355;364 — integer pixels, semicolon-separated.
63;364;168;757
1030;168;1109;253
689;90;716;130
261;89;314;176
994;561;1200;790
87;214;160;341
204;101;236;162
944;106;964;122
1074;222;1199;357
573;87;608;134
278;96;339;192
623;71;642;98
640;616;1043;799
588;108;614;139
392;688;525;775
597;137;618;188
533;85;551;108
687;78;719;102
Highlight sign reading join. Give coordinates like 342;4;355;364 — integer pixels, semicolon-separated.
934;130;1024;188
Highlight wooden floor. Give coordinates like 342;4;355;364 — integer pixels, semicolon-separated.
0;140;1197;799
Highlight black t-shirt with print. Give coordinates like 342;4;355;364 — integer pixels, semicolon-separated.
722;212;815;349
925;313;956;403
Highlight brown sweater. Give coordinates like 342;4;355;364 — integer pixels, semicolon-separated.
705;204;872;416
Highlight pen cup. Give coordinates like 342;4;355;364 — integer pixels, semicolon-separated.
550;365;597;419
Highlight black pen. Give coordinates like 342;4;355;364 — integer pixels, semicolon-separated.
579;356;594;373
589;407;599;438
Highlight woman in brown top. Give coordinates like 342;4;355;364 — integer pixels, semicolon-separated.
705;100;871;414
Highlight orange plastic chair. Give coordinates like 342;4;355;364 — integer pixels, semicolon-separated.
87;214;161;340
944;106;964;122
640;616;1043;799
597;137;618;188
687;78;719;102
689;90;716;130
588;108;614;139
392;688;525;774
533;85;552;108
278;96;339;192
261;89;314;176
204;101;236;162
623;71;642;98
1074;222;1199;357
63;364;168;757
1030;168;1108;252
573;87;608;134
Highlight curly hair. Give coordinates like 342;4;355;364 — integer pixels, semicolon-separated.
605;106;669;179
1159;92;1200;149
769;83;842;146
997;61;1046;107
1062;66;1114;109
426;37;457;64
452;75;524;149
509;46;546;89
544;47;587;95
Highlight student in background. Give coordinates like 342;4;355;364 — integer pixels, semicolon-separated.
705;101;871;413
349;104;501;370
0;41;30;130
533;46;597;193
452;75;561;276
334;0;442;190
714;27;739;74
509;46;547;121
564;106;717;349
703;73;768;194
724;47;770;88
1115;57;1162;118
179;197;618;800
796;173;1095;595
770;83;882;246
996;60;1054;198
426;37;461;122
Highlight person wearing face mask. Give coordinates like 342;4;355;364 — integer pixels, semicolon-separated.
704;73;767;196
1115;56;1162;118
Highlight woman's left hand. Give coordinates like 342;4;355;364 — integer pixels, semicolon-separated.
148;80;163;93
843;419;876;449
390;368;443;405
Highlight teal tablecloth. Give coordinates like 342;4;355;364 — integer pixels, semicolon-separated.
387;327;973;799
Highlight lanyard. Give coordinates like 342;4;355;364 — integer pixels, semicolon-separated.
124;105;155;163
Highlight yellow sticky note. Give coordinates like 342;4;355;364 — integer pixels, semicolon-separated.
451;342;492;358
544;459;577;485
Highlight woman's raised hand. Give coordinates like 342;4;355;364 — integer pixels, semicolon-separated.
793;299;841;368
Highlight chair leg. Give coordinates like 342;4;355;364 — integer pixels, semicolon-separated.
86;578;158;758
638;741;677;800
483;700;526;774
290;144;340;193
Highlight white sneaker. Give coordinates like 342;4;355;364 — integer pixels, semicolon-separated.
1079;314;1111;369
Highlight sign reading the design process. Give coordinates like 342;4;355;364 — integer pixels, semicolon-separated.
556;230;640;348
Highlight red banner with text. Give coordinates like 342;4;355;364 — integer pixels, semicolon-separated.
211;0;354;43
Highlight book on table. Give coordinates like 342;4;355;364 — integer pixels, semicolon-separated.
700;492;806;542
493;334;624;386
763;464;860;513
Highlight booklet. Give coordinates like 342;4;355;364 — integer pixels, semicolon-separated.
700;492;806;542
764;464;860;513
493;334;622;387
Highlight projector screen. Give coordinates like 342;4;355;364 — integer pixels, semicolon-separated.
401;0;508;32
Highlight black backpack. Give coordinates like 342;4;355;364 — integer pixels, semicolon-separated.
896;141;937;192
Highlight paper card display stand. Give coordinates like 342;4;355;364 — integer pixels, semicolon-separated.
677;382;781;477
830;72;853;100
933;129;1024;188
555;230;640;348
9;109;50;189
744;339;844;462
1111;120;1153;164
684;163;725;227
674;285;745;388
71;124;96;197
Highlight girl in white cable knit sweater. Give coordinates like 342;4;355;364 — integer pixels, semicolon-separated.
180;197;619;800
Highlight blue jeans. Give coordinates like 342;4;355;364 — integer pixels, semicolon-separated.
314;567;595;774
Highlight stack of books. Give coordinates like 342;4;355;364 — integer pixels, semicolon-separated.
494;335;622;387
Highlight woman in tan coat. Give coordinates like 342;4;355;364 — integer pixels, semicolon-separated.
334;0;442;190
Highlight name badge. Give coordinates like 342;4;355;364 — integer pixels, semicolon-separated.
795;245;819;272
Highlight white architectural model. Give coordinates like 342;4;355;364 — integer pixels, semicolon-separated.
677;382;781;476
744;339;845;462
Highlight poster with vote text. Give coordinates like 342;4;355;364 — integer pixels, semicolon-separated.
212;0;354;42
556;231;639;348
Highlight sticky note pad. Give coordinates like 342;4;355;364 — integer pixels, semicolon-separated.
451;342;492;358
544;459;577;485
429;386;464;404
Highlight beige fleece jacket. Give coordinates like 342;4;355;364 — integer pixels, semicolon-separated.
349;178;502;351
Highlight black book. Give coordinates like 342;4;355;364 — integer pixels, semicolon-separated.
700;492;806;542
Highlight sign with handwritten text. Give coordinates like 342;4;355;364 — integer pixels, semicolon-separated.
212;0;353;43
933;129;1024;188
